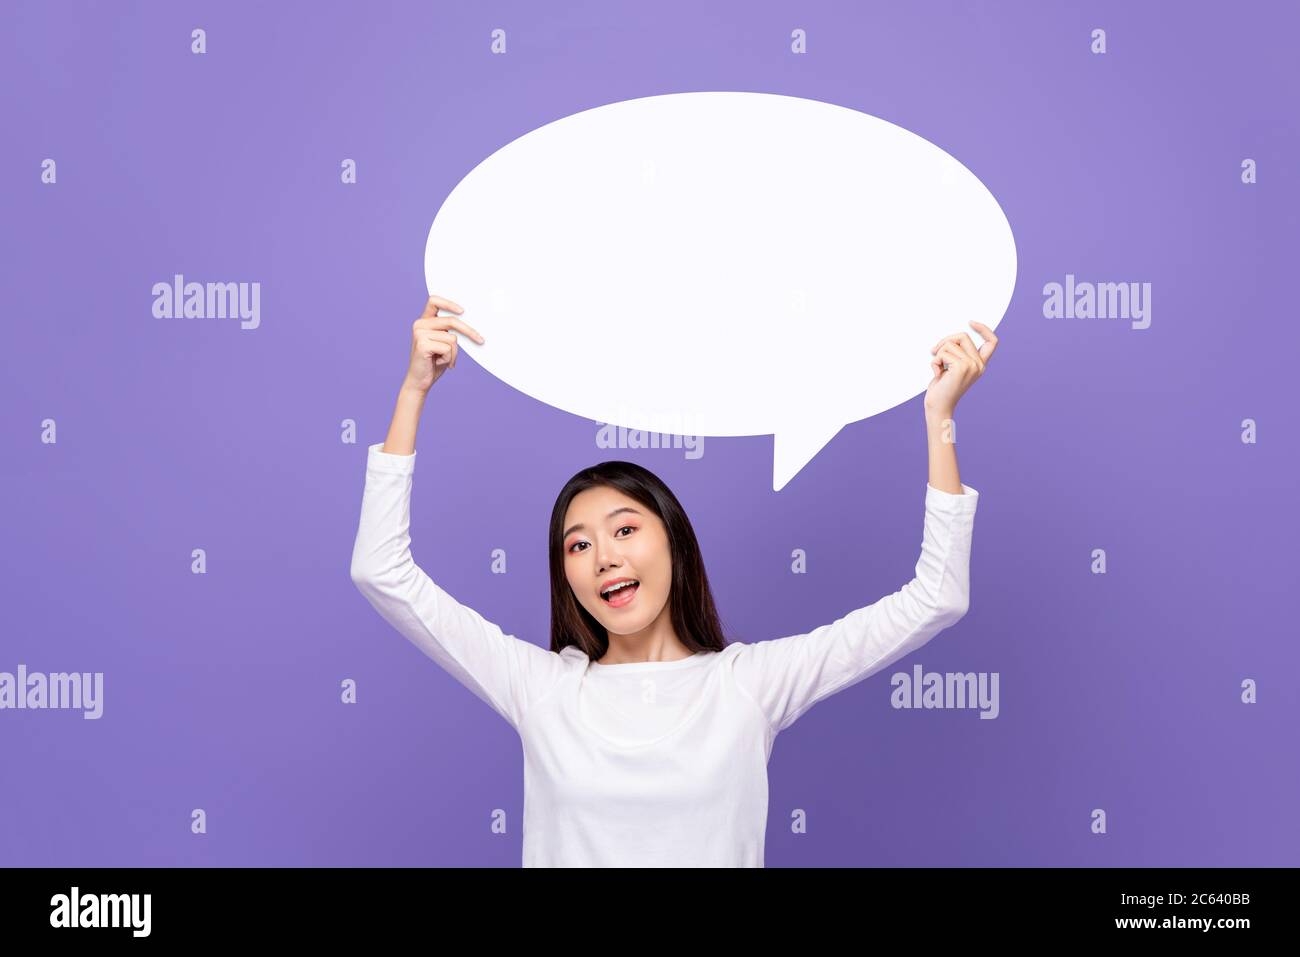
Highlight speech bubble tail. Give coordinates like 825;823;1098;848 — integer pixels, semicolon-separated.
772;420;845;492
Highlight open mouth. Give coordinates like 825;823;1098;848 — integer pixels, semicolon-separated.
599;580;640;607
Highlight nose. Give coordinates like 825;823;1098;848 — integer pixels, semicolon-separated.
597;540;620;574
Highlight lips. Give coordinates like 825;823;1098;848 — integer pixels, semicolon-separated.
600;580;640;607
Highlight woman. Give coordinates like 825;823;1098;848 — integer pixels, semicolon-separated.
350;293;996;867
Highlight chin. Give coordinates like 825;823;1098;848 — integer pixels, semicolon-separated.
599;613;642;635
588;585;666;634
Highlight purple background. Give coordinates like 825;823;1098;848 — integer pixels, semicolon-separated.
2;0;1297;867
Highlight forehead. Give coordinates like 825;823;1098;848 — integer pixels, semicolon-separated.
564;485;642;524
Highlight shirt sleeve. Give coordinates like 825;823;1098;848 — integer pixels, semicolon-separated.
349;442;567;732
732;481;979;734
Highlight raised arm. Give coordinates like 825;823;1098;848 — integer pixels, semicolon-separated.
732;321;996;734
731;480;978;733
349;295;566;732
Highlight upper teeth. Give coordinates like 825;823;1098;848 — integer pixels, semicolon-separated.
602;580;637;595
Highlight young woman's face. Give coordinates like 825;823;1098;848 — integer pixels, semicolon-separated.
562;485;672;635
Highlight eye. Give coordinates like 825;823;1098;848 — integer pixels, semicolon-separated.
566;526;635;554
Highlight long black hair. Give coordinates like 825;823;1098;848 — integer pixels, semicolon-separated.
548;460;730;659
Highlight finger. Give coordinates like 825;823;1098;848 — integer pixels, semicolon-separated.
951;333;985;373
423;340;453;365
938;342;966;363
421;328;457;361
937;343;967;371
931;331;985;371
931;333;965;355
419;334;453;352
934;339;979;376
969;320;998;361
418;330;458;348
416;315;485;343
421;295;464;319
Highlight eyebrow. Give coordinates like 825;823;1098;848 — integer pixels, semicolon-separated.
563;507;642;540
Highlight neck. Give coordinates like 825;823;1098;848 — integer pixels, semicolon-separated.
599;603;692;664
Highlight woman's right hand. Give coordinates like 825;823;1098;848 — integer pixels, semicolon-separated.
403;294;486;394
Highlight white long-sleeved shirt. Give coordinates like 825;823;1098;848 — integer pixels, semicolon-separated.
350;442;979;867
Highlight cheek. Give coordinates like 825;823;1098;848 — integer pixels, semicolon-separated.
641;537;672;590
564;566;588;604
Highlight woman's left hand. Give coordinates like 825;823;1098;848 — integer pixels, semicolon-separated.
924;320;998;417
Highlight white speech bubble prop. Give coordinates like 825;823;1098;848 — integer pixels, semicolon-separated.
425;92;1016;490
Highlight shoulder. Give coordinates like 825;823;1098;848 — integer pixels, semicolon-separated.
714;641;753;671
516;645;588;727
557;645;593;670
